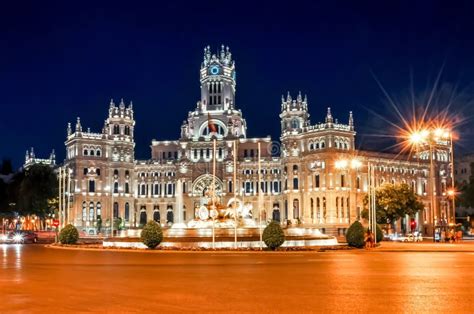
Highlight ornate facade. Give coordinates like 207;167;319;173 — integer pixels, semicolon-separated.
61;46;452;235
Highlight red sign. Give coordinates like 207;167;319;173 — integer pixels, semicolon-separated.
52;219;60;228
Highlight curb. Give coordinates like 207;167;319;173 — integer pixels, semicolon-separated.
44;244;349;254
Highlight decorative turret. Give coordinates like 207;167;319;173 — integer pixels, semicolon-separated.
325;107;333;124
349;111;354;130
67;122;72;136
279;91;310;134
75;117;82;133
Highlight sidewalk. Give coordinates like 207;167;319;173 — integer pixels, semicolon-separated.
374;241;474;252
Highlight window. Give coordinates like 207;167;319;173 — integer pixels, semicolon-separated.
114;182;119;193
125;170;130;177
89;202;94;221
315;174;320;188
244;149;248;157
90;150;95;156
125;203;130;221
341;174;345;187
154;184;159;195
82;202;87;221
96;169;100;176
113;202;119;218
293;165;298;171
88;180;95;192
96;202;102;218
250;149;255;157
125;182;130;194
113;169;119;176
83;149;88;156
293;177;299;190
141;184;146;196
356;177;360;189
96;149;101;157
125;126;130;135
228;181;233;193
113;125;120;134
83;168;88;175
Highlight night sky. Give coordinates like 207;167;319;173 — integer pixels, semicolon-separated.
2;1;474;169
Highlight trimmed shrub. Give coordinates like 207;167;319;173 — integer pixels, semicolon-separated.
262;221;285;250
140;221;163;249
376;224;384;243
59;224;79;244
346;221;365;248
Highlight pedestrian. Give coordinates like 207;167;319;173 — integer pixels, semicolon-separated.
456;230;462;243
364;229;372;249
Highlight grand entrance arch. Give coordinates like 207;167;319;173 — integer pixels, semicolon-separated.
192;174;224;197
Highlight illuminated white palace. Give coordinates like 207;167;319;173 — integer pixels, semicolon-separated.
61;45;452;235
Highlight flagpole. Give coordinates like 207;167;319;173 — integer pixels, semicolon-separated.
58;167;62;229
66;168;71;226
212;138;216;249
258;142;262;250
233;140;238;248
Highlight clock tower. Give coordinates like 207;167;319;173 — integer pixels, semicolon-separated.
199;45;236;112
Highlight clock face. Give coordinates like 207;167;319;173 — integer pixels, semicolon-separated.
209;65;220;75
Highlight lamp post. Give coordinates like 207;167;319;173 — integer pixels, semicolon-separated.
409;127;451;241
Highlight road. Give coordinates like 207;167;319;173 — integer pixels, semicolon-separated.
1;245;473;313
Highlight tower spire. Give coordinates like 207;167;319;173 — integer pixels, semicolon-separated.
349;111;354;130
325;107;333;124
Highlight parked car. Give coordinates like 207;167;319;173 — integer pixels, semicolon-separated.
391;233;423;242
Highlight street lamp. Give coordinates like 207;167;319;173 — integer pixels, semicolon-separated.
408;127;452;241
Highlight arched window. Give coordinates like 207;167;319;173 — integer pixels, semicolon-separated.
166;206;174;223
125;203;130;221
139;207;147;225
228;181;233;193
293;177;299;190
96;202;102;218
113;169;119;176
114;181;119;193
317;197;321;219
315;142;320;149
291;119;299;129
310;198;314;219
82;202;87;221
125;126;130;136
293;199;299;219
83;149;88;156
336;197;339;218
96;149;101;157
153;206;160;223
113;125;120;134
356;177;360;189
125;182;130;194
309;142;314;150
113;202;119;218
90;150;95;156
323;197;327;218
293;165;298;171
341;197;344;218
89;202;94;221
125;170;130;177
320;141;325;148
141;184;146;196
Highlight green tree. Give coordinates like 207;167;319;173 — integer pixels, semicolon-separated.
19;164;58;220
362;183;424;225
346;221;365;248
262;221;285;250
141;221;163;249
59;224;79;244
